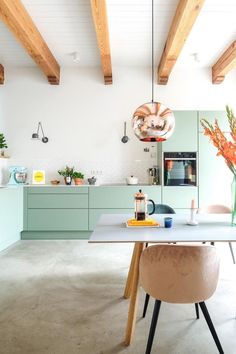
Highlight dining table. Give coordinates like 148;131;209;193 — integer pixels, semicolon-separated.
89;212;236;346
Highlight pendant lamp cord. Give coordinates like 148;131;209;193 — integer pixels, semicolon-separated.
151;0;154;103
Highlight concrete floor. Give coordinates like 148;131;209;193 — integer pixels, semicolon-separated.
0;241;235;354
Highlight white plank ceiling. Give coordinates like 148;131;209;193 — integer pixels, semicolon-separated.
0;0;235;68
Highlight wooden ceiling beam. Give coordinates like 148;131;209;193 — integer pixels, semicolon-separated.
0;0;60;85
90;0;112;85
212;41;236;84
0;64;4;84
158;0;205;85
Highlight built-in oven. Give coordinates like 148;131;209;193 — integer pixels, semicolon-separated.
163;152;197;186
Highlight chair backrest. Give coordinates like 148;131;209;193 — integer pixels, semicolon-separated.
198;204;231;214
148;203;176;214
139;244;220;304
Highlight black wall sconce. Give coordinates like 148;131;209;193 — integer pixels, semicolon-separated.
121;121;129;143
32;122;49;143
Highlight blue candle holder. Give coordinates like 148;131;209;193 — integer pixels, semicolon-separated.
164;217;173;228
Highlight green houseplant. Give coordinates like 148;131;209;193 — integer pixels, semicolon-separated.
72;171;84;185
58;166;74;185
0;133;8;157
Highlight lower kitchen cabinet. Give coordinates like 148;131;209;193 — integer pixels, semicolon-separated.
89;208;133;230
89;186;161;208
89;185;161;231
23;186;89;239
162;186;198;209
22;184;199;239
27;209;88;231
0;186;23;252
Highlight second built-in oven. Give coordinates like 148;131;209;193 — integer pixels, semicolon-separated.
163;152;197;186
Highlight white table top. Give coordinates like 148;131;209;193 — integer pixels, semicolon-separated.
89;213;236;243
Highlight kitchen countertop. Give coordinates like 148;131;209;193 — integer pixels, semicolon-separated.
22;183;161;187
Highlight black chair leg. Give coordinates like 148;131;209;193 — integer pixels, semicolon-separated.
228;242;236;264
195;303;200;319
145;300;161;354
199;302;224;354
143;293;150;318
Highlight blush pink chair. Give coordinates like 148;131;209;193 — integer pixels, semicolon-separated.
198;204;235;264
139;244;223;354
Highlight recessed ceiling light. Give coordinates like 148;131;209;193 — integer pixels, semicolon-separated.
190;52;200;63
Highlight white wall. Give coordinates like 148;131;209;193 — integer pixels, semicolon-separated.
1;65;236;184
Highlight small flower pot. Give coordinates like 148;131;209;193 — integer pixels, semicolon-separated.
64;176;72;185
74;178;84;185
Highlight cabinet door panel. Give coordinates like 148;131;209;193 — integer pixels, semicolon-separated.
89;186;161;208
162;187;198;209
198;134;231;207
27;209;88;231
162;111;198;151
28;194;88;208
89;209;133;230
198;111;229;133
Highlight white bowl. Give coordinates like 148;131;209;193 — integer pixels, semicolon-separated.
126;176;138;185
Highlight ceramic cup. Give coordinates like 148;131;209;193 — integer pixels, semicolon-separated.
164;217;173;228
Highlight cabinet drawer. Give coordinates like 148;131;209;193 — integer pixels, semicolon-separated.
27;187;88;194
89;186;161;208
27;209;88;231
162;187;198;209
28;194;88;209
89;208;133;230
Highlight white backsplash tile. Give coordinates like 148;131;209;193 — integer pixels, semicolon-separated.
5;156;159;185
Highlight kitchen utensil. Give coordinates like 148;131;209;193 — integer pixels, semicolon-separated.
88;176;97;185
134;189;155;221
148;166;159;185
51;180;60;185
126;175;138;185
121;122;129;143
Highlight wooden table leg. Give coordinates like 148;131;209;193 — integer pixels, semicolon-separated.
124;242;144;346
123;243;137;299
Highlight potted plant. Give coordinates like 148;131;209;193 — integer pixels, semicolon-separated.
58;166;74;185
0;133;8;157
72;171;84;185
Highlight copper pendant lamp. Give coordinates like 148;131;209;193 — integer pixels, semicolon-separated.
132;0;175;142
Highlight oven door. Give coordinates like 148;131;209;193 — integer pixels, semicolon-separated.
164;153;197;186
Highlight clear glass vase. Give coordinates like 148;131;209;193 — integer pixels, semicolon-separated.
232;175;236;225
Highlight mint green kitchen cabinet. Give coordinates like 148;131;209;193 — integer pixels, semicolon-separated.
89;186;161;231
27;209;88;231
23;185;161;239
23;186;89;238
198;111;230;132
162;186;198;209
198;111;231;207
0;186;23;252
89;208;133;230
89;186;161;208
162;111;198;152
28;193;88;209
198;134;231;207
27;186;88;194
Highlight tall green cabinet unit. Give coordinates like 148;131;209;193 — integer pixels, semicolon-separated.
162;111;199;210
198;111;232;207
